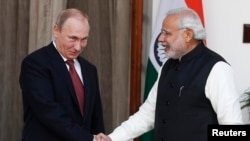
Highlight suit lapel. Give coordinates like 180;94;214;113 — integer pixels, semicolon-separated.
46;43;79;108
77;57;90;119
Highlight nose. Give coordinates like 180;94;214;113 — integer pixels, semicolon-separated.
74;41;82;51
158;33;164;42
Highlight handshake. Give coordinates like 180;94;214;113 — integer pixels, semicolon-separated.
93;133;112;141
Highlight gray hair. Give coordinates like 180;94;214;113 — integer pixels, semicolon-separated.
166;7;206;40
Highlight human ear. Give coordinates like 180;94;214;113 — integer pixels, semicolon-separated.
184;29;194;42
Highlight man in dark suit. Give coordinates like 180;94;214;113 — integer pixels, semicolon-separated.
19;8;104;141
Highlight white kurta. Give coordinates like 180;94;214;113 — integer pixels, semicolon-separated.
109;61;243;141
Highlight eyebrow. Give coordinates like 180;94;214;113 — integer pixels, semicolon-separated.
160;29;170;34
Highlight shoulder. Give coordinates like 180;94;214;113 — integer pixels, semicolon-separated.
23;42;54;61
204;46;227;64
21;42;57;67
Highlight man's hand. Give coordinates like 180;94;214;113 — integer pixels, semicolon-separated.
94;133;112;141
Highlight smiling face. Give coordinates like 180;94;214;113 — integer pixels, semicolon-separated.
158;15;189;59
53;17;90;60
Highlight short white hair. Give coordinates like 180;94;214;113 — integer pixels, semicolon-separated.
166;7;206;40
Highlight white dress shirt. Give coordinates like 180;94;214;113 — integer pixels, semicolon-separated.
53;41;84;84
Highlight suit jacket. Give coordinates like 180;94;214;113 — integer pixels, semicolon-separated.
19;42;105;141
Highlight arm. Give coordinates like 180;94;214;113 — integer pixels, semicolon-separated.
108;75;160;140
107;64;167;141
205;61;243;124
90;67;105;134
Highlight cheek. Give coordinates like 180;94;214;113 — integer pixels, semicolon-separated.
62;39;75;47
171;34;182;44
166;37;175;45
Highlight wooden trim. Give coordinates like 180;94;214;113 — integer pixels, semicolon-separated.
130;0;143;115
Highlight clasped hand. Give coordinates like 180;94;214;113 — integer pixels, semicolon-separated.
93;133;112;141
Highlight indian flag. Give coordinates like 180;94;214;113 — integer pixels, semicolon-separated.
140;0;205;140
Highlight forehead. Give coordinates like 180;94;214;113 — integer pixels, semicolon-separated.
59;18;90;39
162;14;179;29
62;17;89;32
63;16;88;26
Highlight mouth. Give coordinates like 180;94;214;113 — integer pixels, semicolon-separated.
164;45;171;52
159;42;166;47
68;52;79;57
70;50;79;54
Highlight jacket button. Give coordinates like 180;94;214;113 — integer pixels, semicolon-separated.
162;119;166;124
165;101;170;105
170;82;175;87
161;137;167;141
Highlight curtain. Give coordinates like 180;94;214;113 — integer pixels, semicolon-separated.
0;0;131;140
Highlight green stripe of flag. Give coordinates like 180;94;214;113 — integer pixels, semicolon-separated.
139;0;187;140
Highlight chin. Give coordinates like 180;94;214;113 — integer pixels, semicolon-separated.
166;53;178;59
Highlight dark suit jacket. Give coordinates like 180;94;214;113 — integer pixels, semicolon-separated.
19;42;105;141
